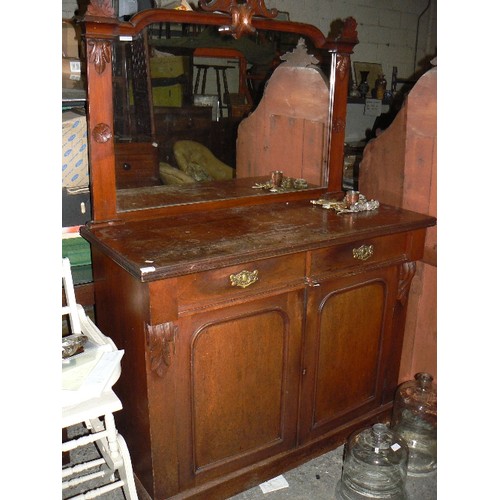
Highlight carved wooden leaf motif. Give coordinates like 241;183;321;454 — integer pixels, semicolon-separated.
87;0;115;17
397;261;417;305
147;323;178;377
336;54;349;81
87;39;112;75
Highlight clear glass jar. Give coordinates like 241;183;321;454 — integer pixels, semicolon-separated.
335;423;409;499
391;372;437;475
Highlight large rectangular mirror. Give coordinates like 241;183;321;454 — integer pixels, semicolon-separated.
83;7;358;221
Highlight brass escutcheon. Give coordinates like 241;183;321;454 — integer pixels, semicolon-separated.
352;244;374;261
230;269;259;288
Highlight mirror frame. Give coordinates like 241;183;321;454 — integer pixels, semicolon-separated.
81;1;358;223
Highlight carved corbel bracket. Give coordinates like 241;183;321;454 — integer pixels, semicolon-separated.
87;39;112;75
146;322;178;377
336;53;349;81
397;261;417;306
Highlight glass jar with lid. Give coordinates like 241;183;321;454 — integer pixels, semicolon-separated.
391;372;437;475
335;423;409;499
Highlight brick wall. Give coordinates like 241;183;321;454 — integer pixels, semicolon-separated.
62;0;436;81
269;0;436;81
62;0;78;19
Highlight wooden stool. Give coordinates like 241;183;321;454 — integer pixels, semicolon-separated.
194;63;233;118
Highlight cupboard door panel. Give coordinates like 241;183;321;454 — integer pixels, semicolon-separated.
316;282;384;418
175;290;303;486
300;271;393;443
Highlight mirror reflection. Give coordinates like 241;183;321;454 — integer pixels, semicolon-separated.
112;21;333;212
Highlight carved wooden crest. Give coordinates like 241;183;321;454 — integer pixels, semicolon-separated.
280;38;319;68
199;0;278;38
87;0;115;18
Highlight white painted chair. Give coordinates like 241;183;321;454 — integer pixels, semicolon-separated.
62;257;138;500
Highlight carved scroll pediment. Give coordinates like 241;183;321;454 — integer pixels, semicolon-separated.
199;0;278;39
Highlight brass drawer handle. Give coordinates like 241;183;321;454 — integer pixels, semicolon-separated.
353;244;374;261
230;269;259;288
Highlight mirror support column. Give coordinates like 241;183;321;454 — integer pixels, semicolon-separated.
326;18;358;193
83;9;119;222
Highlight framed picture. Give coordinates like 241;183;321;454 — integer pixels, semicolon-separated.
352;62;383;92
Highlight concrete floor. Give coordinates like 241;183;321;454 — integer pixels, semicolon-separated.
63;423;436;499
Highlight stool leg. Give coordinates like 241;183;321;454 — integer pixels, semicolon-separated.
214;69;223;119
194;66;201;95
201;67;208;94
221;68;231;117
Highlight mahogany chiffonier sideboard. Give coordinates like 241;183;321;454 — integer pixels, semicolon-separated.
78;2;436;499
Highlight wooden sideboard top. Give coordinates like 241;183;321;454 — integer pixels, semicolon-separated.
81;200;436;282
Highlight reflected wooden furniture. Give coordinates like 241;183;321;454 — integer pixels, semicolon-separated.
237;44;329;185
193;47;252;108
358;63;437;384
80;3;435;499
115;142;161;189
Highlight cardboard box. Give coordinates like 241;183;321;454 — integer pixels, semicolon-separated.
62;20;80;59
152;83;183;107
150;55;189;78
62;57;82;80
150;55;190;107
62;111;89;188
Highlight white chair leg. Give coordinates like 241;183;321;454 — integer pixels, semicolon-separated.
63;257;137;499
116;434;139;500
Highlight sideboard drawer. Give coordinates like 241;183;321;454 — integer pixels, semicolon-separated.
177;253;306;312
115;142;161;189
310;233;408;276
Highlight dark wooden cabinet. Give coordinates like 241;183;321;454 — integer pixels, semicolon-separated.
82;203;433;499
80;3;435;499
